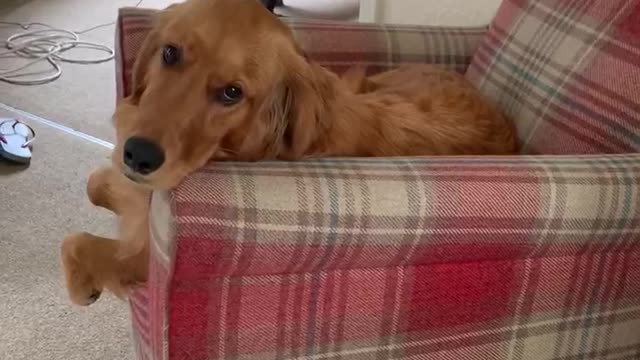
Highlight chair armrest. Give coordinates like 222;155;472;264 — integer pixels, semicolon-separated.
115;8;487;99
154;154;640;279
133;154;640;360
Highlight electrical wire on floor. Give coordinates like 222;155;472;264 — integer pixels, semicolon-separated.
0;0;144;85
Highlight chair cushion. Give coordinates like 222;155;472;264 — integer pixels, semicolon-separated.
466;0;640;154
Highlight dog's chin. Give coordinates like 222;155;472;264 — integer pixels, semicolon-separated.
115;159;190;190
120;168;177;191
123;172;147;184
119;167;152;187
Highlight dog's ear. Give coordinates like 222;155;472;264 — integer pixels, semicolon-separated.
276;52;336;159
129;30;158;102
128;6;177;102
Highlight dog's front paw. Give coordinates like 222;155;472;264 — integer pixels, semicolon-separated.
108;275;146;300
60;233;104;306
87;166;118;212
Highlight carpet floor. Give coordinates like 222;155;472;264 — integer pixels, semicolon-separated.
0;1;361;358
0;0;173;359
0;0;175;142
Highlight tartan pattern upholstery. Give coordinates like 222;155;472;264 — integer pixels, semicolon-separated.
133;156;640;360
466;0;640;155
115;3;640;360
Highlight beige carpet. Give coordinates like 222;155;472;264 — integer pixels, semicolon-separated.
0;1;361;358
0;0;175;142
0;108;133;360
0;0;172;359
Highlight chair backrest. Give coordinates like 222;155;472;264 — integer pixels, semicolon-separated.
466;0;640;155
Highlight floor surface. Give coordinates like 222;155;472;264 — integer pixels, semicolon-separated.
0;0;173;359
0;1;361;358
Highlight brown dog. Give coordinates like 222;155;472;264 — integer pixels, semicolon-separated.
61;0;516;305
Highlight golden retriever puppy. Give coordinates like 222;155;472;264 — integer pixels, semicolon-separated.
61;0;516;305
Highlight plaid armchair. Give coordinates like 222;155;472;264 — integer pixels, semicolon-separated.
117;1;640;359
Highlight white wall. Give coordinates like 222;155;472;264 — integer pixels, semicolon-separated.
360;0;502;26
278;0;360;20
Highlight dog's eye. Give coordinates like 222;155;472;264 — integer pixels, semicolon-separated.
162;45;181;66
217;85;243;106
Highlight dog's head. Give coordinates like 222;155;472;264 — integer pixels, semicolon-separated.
113;0;335;189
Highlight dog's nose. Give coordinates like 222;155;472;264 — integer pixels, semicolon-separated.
123;136;165;175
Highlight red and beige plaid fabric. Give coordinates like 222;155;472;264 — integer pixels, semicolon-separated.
466;0;640;155
132;156;640;360
116;4;640;360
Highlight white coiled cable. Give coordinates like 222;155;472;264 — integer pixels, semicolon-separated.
0;27;115;85
0;0;143;86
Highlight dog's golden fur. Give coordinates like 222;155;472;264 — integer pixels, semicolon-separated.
61;0;516;305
